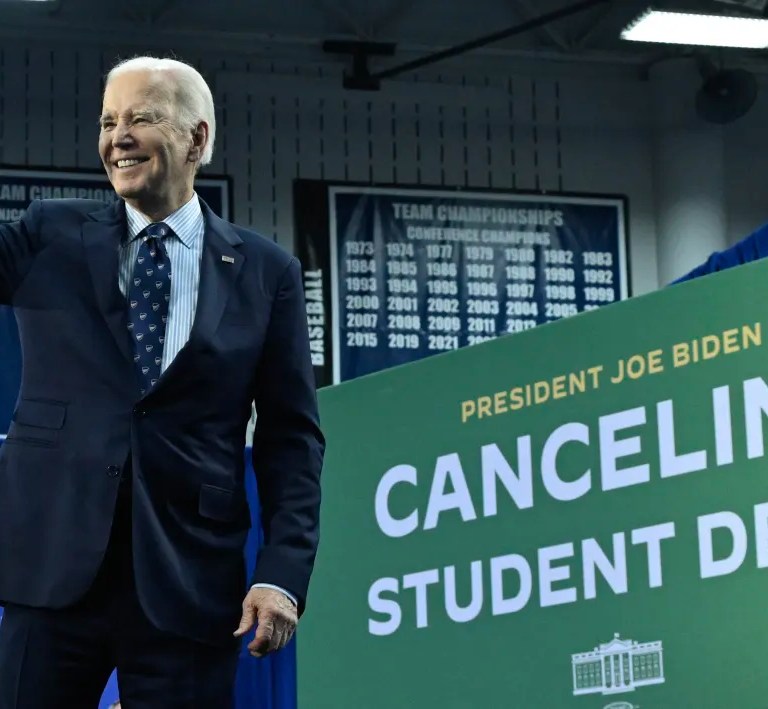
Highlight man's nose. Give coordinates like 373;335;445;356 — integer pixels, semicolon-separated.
112;121;134;146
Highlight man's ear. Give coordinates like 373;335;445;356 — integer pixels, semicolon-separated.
188;121;208;163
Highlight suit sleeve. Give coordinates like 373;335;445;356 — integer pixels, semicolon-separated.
0;200;45;304
249;256;325;614
672;223;768;284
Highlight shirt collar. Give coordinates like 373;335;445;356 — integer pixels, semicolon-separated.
124;193;203;249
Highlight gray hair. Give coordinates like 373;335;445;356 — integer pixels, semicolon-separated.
106;56;216;165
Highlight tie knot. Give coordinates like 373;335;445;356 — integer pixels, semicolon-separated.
143;222;171;240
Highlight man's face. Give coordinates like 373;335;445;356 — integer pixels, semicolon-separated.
99;70;192;216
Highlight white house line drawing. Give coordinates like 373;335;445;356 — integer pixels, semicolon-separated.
572;633;665;696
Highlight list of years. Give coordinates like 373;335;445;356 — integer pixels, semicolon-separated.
341;240;618;353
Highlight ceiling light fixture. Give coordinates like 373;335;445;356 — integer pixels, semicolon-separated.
621;8;768;48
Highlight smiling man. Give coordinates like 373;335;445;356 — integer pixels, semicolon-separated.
0;57;324;708
99;69;197;221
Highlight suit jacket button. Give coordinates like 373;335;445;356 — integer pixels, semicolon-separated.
134;408;146;417
107;465;120;478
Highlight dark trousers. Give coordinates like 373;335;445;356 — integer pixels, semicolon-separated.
0;476;239;709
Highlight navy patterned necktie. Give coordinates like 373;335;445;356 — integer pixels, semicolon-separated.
127;222;173;396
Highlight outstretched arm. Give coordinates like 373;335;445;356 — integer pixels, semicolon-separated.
0;200;46;304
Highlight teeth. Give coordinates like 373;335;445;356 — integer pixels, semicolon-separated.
116;159;144;168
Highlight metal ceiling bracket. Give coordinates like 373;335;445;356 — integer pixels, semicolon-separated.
323;39;396;90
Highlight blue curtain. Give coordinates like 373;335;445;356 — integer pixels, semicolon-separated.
236;454;298;709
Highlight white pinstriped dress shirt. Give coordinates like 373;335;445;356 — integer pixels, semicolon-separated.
119;193;204;373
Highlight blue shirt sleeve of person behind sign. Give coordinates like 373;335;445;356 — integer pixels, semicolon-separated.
673;222;768;283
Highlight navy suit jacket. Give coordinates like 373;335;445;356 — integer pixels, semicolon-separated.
0;198;324;646
674;223;768;283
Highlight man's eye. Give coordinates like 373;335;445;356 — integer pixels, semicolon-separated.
133;117;148;124
101;122;115;130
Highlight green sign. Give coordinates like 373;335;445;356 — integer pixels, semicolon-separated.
300;259;768;708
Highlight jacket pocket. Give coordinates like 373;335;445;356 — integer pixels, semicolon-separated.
198;483;238;522
13;399;67;429
3;436;57;449
7;398;67;446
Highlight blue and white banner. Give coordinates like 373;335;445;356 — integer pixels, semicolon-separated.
297;184;629;384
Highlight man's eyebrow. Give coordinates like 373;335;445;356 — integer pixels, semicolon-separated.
134;108;164;120
98;108;162;125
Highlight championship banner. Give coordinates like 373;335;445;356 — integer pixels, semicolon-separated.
294;181;628;386
300;258;768;708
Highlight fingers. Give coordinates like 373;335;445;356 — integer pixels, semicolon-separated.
235;588;298;657
270;624;286;657
281;622;296;649
233;601;257;638
248;614;275;656
247;608;297;657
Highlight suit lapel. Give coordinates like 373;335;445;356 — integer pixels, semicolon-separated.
151;202;244;390
81;199;245;395
82;201;135;367
188;205;244;347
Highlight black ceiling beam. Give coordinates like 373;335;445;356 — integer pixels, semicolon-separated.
372;0;611;83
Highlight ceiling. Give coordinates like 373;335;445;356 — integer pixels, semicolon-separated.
1;0;767;76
